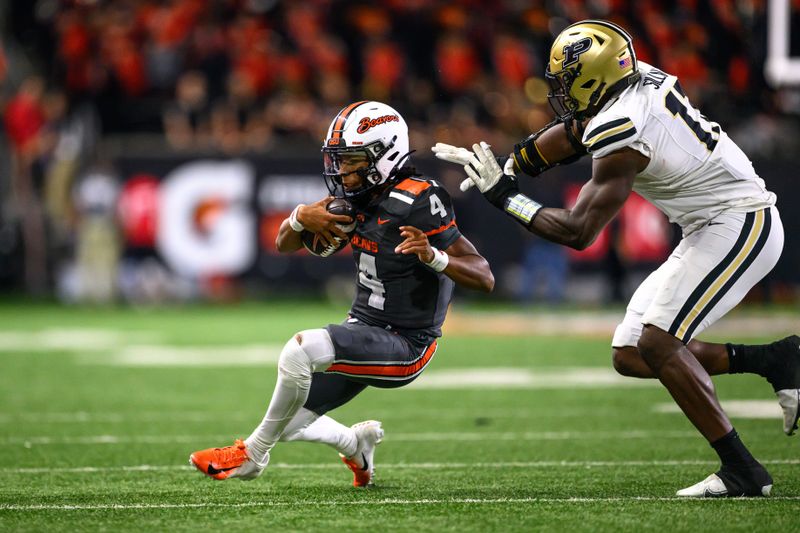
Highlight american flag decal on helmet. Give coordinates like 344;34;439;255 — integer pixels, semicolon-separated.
619;57;632;68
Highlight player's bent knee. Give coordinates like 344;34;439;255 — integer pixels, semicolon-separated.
612;347;637;376
294;328;335;373
636;331;658;364
636;325;679;372
278;335;313;382
612;346;657;378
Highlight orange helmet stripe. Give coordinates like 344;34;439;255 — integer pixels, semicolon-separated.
329;101;369;143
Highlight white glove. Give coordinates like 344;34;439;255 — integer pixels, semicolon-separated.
464;142;503;193
502;157;516;176
431;142;516;192
442;141;541;226
462;150;516;192
431;143;478;192
431;142;473;165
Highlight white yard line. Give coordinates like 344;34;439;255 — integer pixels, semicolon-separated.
3;496;800;511
410;368;658;389
1;430;703;446
2;459;800;474
0;398;783;425
99;344;283;366
654;400;783;419
0;327;282;366
390;430;700;441
0;407;617;424
443;310;799;338
0;329;158;352
0;411;256;424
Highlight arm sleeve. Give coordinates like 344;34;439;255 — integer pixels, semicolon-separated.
406;184;461;250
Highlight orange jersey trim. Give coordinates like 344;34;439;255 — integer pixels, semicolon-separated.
326;341;437;378
394;179;431;196
424;218;456;237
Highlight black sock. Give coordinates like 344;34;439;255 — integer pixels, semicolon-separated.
711;428;757;469
727;342;775;377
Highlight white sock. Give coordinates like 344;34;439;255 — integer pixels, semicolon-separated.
244;329;334;464
281;408;358;457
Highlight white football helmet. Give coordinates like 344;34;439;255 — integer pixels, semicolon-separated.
322;101;410;200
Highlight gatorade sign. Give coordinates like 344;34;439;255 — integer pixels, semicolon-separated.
157;161;256;277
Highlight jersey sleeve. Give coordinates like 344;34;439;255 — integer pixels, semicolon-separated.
403;181;461;250
583;83;658;159
582;111;642;158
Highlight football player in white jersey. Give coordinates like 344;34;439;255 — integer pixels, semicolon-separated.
434;20;799;498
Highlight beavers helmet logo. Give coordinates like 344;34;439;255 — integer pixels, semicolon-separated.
357;114;399;134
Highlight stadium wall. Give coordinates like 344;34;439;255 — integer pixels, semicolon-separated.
98;154;797;304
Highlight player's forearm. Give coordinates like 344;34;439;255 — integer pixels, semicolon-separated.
443;254;495;293
275;219;303;253
512;120;586;177
524;123;578;164
526;207;598;250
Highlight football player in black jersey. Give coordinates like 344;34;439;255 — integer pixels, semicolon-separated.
190;101;494;487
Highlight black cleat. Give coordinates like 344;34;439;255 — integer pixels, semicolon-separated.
716;463;774;497
763;335;800;435
677;463;773;497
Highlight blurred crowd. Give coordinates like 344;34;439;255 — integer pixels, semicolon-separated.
4;0;799;156
0;0;799;300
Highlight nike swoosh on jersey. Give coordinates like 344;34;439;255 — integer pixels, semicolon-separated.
377;217;391;225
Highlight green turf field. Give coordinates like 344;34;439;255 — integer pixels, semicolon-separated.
1;301;798;531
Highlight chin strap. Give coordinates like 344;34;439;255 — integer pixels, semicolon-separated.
388;150;421;180
345;150;421;205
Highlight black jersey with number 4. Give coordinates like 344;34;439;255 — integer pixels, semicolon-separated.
347;177;461;338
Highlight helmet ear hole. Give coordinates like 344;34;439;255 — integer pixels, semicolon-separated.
386;151;400;161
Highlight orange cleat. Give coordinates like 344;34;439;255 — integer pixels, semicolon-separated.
339;420;384;487
189;439;265;481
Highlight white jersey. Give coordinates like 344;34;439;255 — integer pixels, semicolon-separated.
581;62;776;235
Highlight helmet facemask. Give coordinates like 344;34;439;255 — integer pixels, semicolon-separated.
546;64;582;121
322;136;396;201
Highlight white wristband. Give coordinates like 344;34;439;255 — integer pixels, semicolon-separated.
424;247;450;272
288;205;306;233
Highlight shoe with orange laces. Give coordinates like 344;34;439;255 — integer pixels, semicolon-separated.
189;439;267;480
339;420;384;487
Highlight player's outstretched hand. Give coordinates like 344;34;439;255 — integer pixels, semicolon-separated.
297;197;354;247
431;143;478;192
395;225;433;263
432;143;473;165
464;142;503;193
464;142;521;209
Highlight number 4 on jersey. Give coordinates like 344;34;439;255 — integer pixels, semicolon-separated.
430;194;447;218
358;254;385;310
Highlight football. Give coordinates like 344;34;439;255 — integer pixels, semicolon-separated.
300;198;356;257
